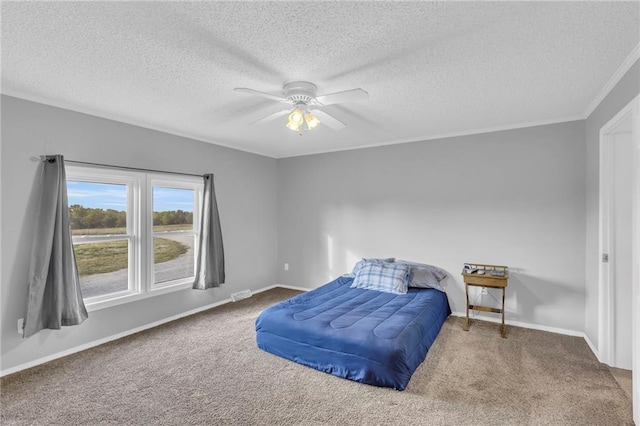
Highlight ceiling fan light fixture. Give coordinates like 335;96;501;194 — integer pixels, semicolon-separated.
286;120;301;132
304;111;320;130
286;109;321;133
286;107;305;132
289;108;303;123
235;81;368;134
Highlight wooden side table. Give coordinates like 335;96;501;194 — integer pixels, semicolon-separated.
461;263;509;338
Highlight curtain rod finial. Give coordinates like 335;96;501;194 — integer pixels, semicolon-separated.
37;155;60;163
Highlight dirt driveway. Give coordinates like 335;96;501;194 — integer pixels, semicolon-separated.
80;233;195;299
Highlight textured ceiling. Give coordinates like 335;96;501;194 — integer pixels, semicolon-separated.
2;2;639;158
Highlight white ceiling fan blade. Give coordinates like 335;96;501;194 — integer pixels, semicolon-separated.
312;109;346;130
315;88;369;106
234;87;288;103
250;109;291;125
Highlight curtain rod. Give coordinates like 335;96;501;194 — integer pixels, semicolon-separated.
39;156;206;179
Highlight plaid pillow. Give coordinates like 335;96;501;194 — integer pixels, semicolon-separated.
350;262;411;294
347;257;395;278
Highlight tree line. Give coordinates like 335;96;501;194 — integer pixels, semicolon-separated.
69;204;193;229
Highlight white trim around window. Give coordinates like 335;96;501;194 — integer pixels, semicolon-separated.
66;164;204;312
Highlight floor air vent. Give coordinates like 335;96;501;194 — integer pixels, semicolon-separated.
230;290;253;302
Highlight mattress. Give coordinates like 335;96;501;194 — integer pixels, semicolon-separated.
255;276;451;390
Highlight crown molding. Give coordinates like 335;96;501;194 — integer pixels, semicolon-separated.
583;42;640;119
5;38;639;161
0;90;273;159
276;115;584;159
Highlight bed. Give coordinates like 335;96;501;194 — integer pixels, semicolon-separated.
255;272;451;390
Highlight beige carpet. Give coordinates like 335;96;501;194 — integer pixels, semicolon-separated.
1;288;633;425
610;367;633;401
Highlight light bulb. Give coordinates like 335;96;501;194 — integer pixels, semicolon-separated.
289;108;303;123
305;112;320;130
286;120;301;132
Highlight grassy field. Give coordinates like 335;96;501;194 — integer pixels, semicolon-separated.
72;224;193;236
74;237;188;276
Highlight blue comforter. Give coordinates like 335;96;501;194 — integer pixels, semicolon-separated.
255;276;451;390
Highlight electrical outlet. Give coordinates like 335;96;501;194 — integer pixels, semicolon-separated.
284;263;289;271
17;318;24;335
481;287;488;295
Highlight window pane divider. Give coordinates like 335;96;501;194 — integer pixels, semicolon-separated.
72;235;131;243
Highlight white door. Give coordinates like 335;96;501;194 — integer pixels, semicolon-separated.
611;126;633;370
599;95;639;424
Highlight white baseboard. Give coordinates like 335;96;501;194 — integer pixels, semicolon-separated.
450;311;585;337
260;283;311;293
583;333;601;362
451;311;602;360
1;296;233;377
0;283;313;378
2;284;597;377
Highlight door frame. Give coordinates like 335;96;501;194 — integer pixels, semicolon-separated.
598;94;639;422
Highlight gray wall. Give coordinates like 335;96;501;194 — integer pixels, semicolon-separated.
1;95;279;373
584;60;640;348
277;122;587;332
3;56;636;373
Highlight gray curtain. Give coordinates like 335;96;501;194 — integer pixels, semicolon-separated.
193;174;225;289
23;155;88;338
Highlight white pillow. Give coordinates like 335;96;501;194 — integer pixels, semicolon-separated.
396;260;447;292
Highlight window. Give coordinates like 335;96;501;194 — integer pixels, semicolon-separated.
67;180;132;299
151;180;198;287
66;165;203;310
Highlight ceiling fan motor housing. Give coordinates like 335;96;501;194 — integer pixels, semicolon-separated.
283;81;318;105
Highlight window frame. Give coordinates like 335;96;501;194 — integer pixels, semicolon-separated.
147;174;202;291
66;165;203;312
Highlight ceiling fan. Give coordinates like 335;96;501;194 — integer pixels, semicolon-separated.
233;81;368;133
